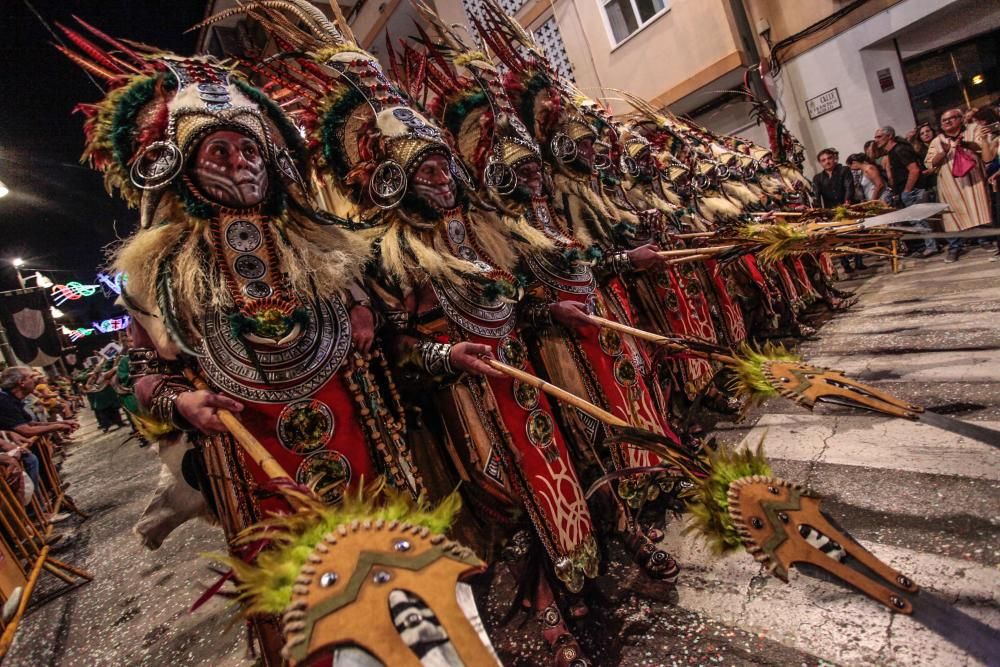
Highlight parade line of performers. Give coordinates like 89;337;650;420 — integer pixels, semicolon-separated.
55;3;918;665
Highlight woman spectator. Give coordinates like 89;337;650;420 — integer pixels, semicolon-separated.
925;108;998;263
846;153;891;203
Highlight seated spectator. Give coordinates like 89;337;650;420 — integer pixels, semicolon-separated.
0;367;78;441
0;430;40;491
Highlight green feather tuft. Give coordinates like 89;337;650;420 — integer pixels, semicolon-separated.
738;222;812;263
682;439;772;554
726;342;801;406
210;484;463;616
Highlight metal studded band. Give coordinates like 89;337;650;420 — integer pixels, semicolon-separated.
149;379;195;432
522;298;554;329
415;340;454;376
596;251;633;275
127;347;177;377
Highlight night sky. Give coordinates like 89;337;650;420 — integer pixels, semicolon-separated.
0;0;205;349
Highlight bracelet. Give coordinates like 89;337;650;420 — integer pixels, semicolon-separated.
127;348;181;377
598;251;633;275
414;340;454;376
522;299;554;329
149;378;195;432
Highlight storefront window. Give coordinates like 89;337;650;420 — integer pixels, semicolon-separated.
903;29;999;126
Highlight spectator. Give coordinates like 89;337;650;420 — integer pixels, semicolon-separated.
0;368;77;440
972;107;1000;229
813;148;863;272
926;108;998;262
0;429;39;491
82;362;124;433
874;125;938;257
846;153;890;203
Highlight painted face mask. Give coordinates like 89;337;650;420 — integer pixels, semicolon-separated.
515;159;545;198
191;130;269;208
412;153;457;210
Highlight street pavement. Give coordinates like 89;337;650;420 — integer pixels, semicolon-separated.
5;247;998;666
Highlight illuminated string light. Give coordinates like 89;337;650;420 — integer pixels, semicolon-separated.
92;315;130;334
51;281;100;306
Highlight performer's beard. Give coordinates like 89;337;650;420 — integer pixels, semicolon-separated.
412;153;457;210
190;129;270;208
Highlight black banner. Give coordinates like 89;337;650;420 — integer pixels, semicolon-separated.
0;288;63;367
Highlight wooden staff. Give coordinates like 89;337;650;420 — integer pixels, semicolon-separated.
656;244;737;258
182;370;292;481
671;231;717;239
663;253;712;265
831;246;897;258
587;316;738;365
752;211;803;218
485;360;630;428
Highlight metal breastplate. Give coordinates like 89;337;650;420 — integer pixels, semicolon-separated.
524;253;594;295
431;216;516;339
432;280;516;339
198;295;352;403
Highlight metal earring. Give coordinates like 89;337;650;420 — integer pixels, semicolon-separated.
550;133;577;163
369;160;407;209
130;141;183;190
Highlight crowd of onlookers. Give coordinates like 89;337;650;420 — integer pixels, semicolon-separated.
813;104;1000;268
0;367;80;514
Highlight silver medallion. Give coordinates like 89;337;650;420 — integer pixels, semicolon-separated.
225;220;262;252
234;254;266;280
447;219;466;245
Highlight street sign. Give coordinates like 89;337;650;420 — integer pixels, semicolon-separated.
806;88;841;120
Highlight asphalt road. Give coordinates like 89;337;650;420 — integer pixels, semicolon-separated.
6;247;998;666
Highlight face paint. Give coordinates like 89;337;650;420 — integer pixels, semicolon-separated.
515;159;545;198
412;153;457;210
190;130;269;208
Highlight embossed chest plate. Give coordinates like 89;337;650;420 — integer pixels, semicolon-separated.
198;296;352;403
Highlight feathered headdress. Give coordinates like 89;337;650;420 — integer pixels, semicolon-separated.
57;16;309;227
198;0;472;212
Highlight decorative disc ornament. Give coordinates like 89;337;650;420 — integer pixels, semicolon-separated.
483;159;517;195
550;133;577;163
277;399;335;454
129;140;183;190
296;450;352;503
370;160;407;209
619;155;640;178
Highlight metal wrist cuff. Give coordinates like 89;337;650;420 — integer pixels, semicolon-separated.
599;251;633;275
127;348;174;377
523;300;555;328
415;341;454;376
149;380;195;432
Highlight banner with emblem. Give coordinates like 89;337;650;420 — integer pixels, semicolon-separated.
0;288;63;367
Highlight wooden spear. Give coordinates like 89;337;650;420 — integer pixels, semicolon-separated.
587;316;738;365
183;370;292;481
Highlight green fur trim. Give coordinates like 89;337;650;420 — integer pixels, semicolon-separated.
682;439;772;554
442;89;488;137
738;222;811;263
727;342;801;406
210;486;462;615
